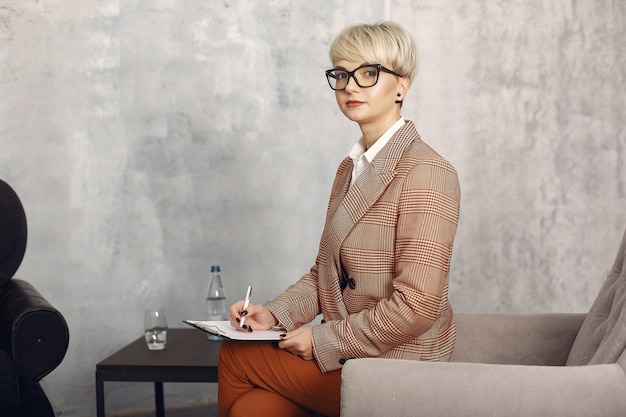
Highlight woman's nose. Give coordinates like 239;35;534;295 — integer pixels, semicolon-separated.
344;74;359;91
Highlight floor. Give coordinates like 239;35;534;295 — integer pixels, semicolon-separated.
111;403;218;417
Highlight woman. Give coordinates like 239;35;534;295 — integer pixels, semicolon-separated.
218;21;460;417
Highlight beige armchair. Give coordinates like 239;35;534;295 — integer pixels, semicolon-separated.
340;227;626;417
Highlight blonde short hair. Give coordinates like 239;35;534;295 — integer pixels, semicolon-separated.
329;21;419;83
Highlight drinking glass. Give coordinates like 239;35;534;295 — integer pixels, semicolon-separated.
144;309;168;350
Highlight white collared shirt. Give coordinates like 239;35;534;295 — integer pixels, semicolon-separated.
348;118;406;187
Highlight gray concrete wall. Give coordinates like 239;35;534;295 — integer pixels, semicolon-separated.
1;0;624;415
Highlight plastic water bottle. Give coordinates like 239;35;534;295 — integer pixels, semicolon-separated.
206;265;227;341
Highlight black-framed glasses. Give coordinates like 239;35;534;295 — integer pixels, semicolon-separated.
325;64;402;91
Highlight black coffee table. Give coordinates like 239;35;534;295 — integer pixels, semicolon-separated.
96;328;221;417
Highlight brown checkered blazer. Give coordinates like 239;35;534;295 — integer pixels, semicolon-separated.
265;120;461;373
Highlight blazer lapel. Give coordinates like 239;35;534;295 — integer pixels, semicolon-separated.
329;121;417;246
326;157;352;220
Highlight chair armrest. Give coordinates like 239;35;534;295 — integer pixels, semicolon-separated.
452;312;585;365
0;279;69;379
341;358;626;417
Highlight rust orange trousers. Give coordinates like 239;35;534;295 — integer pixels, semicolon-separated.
218;340;341;417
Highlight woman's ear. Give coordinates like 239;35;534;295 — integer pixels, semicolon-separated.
395;77;410;103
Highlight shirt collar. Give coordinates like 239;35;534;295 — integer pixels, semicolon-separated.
349;118;406;163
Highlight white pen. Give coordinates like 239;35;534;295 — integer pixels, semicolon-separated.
239;285;252;328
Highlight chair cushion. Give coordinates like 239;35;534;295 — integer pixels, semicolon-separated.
567;228;626;366
0;180;27;287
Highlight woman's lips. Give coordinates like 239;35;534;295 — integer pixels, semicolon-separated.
346;100;365;107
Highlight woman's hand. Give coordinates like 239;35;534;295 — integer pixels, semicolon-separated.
228;301;277;331
278;326;314;360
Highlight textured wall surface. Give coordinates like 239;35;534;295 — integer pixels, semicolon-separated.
1;0;625;415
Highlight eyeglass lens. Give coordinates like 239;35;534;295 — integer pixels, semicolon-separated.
327;65;380;90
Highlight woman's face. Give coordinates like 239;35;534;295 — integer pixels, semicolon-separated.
333;60;407;129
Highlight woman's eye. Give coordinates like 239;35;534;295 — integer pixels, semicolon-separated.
335;72;348;80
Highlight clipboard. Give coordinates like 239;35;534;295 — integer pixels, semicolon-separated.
183;320;283;341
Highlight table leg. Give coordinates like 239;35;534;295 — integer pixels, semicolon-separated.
96;371;105;417
155;381;165;417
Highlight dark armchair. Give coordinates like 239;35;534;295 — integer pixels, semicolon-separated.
0;179;69;417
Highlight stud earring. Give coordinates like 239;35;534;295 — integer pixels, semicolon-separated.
397;93;402;97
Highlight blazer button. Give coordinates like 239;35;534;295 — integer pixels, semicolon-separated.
339;358;347;365
348;278;356;290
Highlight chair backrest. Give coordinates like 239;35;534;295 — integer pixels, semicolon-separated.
0;179;27;287
566;227;626;367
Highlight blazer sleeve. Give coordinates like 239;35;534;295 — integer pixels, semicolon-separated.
312;155;461;372
263;262;322;330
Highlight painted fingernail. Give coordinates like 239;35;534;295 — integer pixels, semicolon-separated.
235;317;240;323
280;333;286;337
242;324;248;329
248;327;253;332
241;310;248;316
